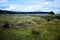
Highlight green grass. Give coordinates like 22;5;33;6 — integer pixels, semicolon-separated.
0;14;60;40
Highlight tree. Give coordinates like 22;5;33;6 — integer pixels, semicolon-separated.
48;11;55;15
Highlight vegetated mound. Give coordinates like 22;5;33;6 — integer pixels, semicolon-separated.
1;14;60;29
16;22;35;27
0;15;45;29
13;16;44;28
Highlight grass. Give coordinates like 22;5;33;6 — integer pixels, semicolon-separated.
0;14;60;40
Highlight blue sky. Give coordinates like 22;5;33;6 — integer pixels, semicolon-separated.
0;0;60;14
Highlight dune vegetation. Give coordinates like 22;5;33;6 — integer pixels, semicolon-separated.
0;14;60;40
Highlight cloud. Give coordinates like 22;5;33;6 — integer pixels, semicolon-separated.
0;0;8;3
45;0;55;2
0;0;60;13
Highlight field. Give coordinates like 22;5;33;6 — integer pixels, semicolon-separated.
0;14;60;40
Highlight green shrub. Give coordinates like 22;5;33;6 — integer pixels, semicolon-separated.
31;29;40;36
55;16;60;19
48;11;55;15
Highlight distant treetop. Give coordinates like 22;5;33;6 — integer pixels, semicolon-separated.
48;11;55;15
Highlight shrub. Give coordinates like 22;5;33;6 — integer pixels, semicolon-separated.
56;35;60;40
3;21;10;28
55;16;60;19
31;29;40;36
48;11;55;15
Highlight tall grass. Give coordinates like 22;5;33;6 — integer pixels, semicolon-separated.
0;14;60;40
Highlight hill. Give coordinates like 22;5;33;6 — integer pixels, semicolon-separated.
0;10;49;14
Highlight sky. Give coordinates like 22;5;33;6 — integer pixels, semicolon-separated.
0;0;60;14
